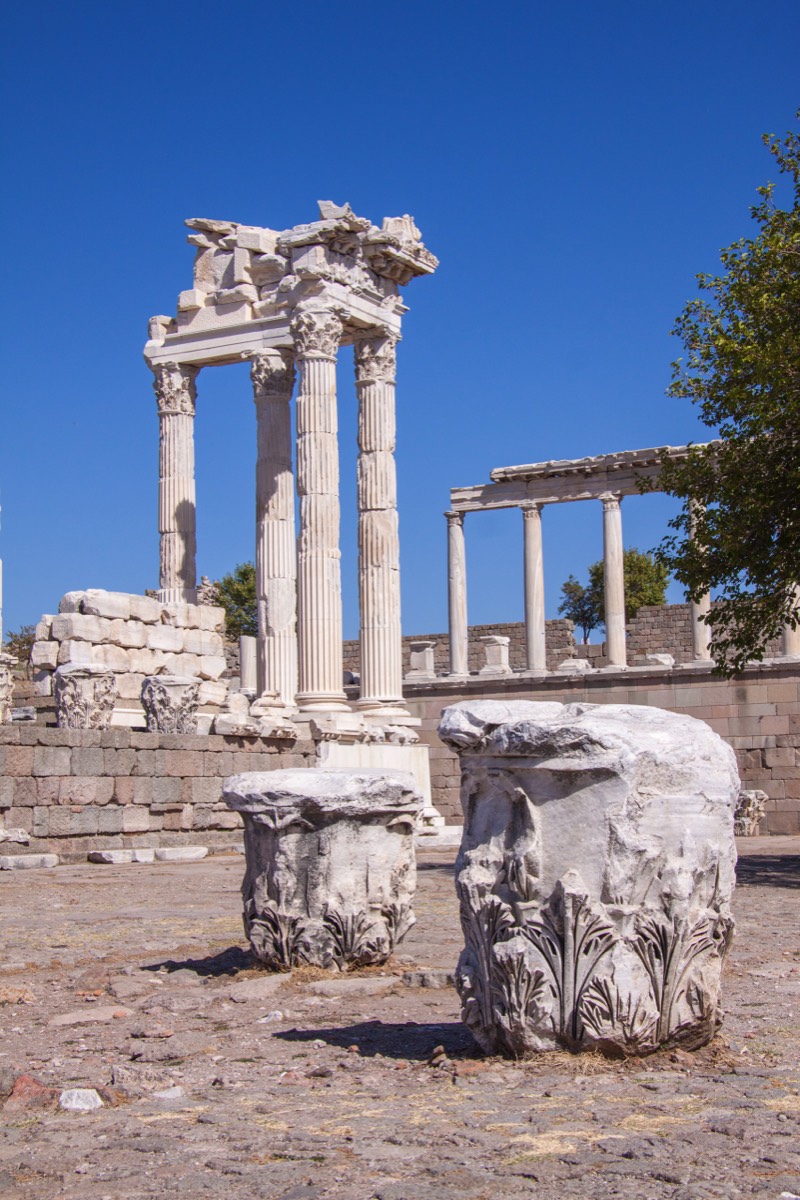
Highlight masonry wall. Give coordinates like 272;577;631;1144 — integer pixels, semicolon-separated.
405;662;800;834
0;725;315;862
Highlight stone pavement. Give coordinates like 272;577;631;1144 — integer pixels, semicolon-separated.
0;837;798;1199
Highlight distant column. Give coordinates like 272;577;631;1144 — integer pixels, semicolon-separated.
152;363;199;605
354;332;405;713
446;511;468;675
601;493;626;668
251;349;297;705
782;586;800;657
522;503;546;673
689;501;712;661
292;309;349;711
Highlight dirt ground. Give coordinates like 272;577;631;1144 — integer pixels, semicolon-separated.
0;836;798;1200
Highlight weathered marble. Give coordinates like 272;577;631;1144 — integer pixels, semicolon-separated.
54;664;118;730
439;699;738;1057
0;652;16;724
141;675;200;733
734;788;767;836
223;768;422;969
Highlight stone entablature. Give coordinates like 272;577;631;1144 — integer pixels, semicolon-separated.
30;590;228;727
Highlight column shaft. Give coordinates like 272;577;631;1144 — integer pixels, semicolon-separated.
153;364;198;605
522;504;546;672
354;335;404;710
691;593;713;660
252;351;297;705
782;586;800;657
602;495;626;668
447;511;468;675
292;310;348;710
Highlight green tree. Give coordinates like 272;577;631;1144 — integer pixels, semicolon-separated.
214;562;257;639
557;575;601;643
3;624;35;663
559;549;669;641
653;118;800;675
588;548;670;625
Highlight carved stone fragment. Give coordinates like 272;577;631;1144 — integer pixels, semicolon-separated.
439;699;739;1057
0;653;17;724
54;664;118;730
223;769;422;969
734;789;768;836
141;675;200;733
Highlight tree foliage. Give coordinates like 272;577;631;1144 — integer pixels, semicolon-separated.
654;118;800;675
3;624;35;663
588;549;670;625
214;562;257;639
559;549;669;641
557;575;600;643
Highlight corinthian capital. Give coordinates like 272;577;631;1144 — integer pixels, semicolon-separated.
249;350;296;399
152;363;199;416
354;333;398;385
291;309;342;360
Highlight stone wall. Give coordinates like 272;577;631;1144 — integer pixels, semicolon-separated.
342;618;577;677
0;724;315;861
29;590;230;728
405;662;800;835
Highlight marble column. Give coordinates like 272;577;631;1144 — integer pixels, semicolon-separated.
601;493;626;668
251;350;298;706
522;503;546;673
446;511;468;676
691;592;713;661
152;363;199;605
354;333;405;713
782;586;800;657
291;309;349;711
689;502;713;661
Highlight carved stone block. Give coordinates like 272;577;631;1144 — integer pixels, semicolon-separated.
141;675;200;734
223;769;422;969
734;789;768;836
54;664;118;730
439;699;739;1057
0;653;17;724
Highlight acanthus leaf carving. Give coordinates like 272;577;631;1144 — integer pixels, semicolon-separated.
152;363;199;416
354;334;398;385
248;350;296;399
290;309;343;360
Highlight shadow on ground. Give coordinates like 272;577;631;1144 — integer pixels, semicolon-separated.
275;1019;478;1060
735;854;800;889
142;945;254;977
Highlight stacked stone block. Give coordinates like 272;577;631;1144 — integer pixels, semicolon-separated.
0;722;315;860
29;590;230;723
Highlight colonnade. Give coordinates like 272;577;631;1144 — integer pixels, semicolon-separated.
445;493;717;675
150;310;406;717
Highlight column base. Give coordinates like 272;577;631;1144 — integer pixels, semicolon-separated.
355;698;410;718
296;692;351;713
158;587;197;606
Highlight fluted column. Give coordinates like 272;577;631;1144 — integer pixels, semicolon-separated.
251;350;297;705
522;503;546;673
601;493;626;668
353;333;405;713
291;309;348;711
446;511;468;676
153;363;199;604
688;501;713;661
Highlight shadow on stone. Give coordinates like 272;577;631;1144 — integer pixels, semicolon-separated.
735;854;800;889
142;945;253;977
275;1019;478;1061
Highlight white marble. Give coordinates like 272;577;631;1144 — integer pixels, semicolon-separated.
439;699;738;1057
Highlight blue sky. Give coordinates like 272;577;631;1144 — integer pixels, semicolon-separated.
1;2;798;639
